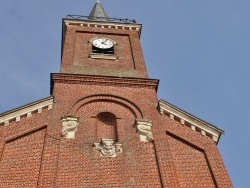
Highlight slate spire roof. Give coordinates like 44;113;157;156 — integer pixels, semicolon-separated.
88;0;109;21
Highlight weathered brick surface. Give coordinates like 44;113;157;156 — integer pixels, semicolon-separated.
61;25;148;78
167;133;216;188
152;114;233;187
46;78;162;187
0;127;46;188
96;112;118;141
0;19;233;188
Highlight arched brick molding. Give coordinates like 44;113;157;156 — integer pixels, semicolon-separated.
69;94;143;119
67;95;143;143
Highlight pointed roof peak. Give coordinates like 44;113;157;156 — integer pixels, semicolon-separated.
88;1;109;21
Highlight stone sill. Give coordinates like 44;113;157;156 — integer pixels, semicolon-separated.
89;54;118;60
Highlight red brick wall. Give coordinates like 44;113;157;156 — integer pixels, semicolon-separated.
167;133;216;188
0;19;233;187
49;79;162;187
96;112;118;141
0;71;232;186
0;108;52;187
0;78;233;187
61;25;148;78
152;114;233;187
43;73;232;187
56;137;161;187
0;127;46;188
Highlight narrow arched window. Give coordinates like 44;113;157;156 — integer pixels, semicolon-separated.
96;112;118;141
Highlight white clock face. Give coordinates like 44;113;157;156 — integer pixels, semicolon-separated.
93;38;113;49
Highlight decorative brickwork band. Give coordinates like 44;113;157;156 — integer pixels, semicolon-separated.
93;138;122;157
61;115;79;139
134;119;153;142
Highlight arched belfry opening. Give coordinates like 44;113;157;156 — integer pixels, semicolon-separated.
96;112;118;141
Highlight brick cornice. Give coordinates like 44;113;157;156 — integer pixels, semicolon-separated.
0;96;53;126
63;18;142;36
158;99;224;144
50;73;159;93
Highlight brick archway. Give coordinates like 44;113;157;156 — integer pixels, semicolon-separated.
69;94;143;119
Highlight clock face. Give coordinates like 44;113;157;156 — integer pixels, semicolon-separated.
92;38;113;49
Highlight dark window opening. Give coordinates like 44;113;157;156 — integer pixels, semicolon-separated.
92;45;114;55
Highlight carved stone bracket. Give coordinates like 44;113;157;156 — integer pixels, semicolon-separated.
61;115;79;139
93;138;122;157
134;119;153;142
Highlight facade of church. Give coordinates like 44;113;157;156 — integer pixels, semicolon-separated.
0;2;232;187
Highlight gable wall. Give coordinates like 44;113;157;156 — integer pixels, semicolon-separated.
152;114;233;187
0;127;46;187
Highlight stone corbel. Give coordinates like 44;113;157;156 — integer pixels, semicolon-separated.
61;115;79;139
94;138;122;157
134;119;153;142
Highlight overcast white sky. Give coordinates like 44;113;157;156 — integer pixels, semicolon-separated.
0;1;249;187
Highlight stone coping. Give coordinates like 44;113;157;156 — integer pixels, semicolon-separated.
158;99;224;144
0;96;53;126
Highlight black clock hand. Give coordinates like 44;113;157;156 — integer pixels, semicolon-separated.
101;39;108;44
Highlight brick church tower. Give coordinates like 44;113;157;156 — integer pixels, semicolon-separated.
0;2;232;187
